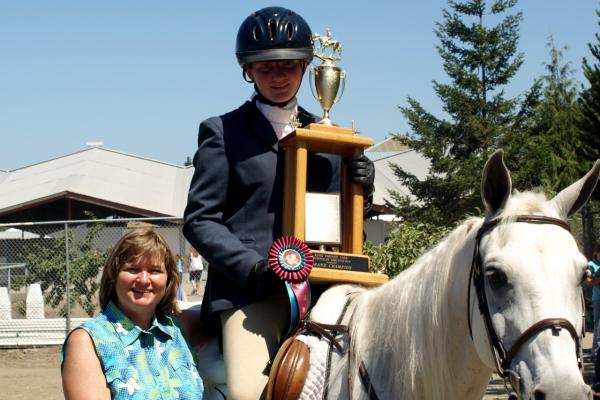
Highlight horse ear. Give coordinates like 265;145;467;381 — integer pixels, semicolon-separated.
550;159;600;218
481;149;512;216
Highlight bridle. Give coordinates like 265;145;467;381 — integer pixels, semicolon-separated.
468;215;584;397
312;215;583;400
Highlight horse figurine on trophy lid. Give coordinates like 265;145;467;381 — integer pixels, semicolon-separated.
310;28;346;125
313;28;343;62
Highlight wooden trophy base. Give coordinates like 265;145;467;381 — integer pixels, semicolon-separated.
279;123;389;287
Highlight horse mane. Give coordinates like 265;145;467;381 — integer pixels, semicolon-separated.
342;216;483;398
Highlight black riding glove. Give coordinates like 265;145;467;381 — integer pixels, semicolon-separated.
247;259;282;298
347;153;375;214
348;153;375;193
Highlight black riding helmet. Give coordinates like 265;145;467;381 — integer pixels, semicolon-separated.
236;6;313;67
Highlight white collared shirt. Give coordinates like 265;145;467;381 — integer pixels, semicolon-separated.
256;97;299;140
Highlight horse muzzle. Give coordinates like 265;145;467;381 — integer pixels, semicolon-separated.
509;351;591;400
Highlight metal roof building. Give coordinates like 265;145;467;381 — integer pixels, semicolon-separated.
366;137;429;208
0;140;429;226
0;146;193;223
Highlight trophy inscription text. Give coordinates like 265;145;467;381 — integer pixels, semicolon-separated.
313;251;369;273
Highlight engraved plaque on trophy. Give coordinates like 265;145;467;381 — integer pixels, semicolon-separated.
305;192;341;245
278;29;388;286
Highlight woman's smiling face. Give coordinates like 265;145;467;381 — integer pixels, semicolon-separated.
115;253;167;321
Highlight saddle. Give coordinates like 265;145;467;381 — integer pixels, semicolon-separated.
190;286;364;399
266;319;350;400
266;334;311;400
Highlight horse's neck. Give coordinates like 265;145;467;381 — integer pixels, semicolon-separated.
350;219;492;399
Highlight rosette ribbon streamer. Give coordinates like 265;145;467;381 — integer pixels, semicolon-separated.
268;236;314;334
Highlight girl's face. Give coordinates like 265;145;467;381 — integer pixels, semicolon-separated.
115;254;167;319
246;59;304;104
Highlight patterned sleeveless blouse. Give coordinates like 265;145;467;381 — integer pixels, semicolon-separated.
63;301;203;399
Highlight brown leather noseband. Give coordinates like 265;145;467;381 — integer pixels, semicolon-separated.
468;215;583;384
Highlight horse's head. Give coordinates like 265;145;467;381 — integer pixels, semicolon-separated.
470;150;599;399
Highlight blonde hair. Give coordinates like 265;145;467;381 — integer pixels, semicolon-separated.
99;229;180;314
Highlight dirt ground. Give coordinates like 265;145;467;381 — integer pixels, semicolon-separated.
0;346;63;400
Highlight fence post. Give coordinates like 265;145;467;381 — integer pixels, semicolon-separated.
7;267;11;304
65;223;71;334
178;227;186;258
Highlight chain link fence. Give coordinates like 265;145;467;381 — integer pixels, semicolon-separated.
0;217;192;346
1;206;597;346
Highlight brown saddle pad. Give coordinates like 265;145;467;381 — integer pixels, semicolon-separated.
265;335;311;400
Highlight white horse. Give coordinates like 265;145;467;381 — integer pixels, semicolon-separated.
197;150;599;400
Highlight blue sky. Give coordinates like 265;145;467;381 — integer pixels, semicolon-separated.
1;1;598;170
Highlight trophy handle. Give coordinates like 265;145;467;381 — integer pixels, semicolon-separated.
309;66;319;100
333;70;346;104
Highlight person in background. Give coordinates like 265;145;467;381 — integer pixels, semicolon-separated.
587;243;600;392
61;229;203;400
182;6;374;400
188;248;204;295
175;254;187;301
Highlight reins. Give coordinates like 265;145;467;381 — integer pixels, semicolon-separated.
467;214;584;397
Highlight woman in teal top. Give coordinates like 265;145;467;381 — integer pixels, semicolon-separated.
587;243;600;392
62;229;203;399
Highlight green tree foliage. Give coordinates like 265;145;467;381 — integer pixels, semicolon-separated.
578;10;600;249
364;222;451;278
579;10;600;193
512;38;583;194
15;220;109;317
392;0;537;226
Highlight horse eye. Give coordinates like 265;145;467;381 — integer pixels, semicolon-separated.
485;267;508;290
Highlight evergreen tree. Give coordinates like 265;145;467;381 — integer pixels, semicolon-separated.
391;0;537;226
515;38;583;195
578;9;600;253
579;10;600;176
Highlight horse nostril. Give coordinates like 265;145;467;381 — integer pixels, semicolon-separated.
533;389;546;400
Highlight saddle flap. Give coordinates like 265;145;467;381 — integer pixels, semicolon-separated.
266;336;310;400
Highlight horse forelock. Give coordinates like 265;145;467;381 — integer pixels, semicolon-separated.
488;191;562;249
497;190;556;219
346;216;484;398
